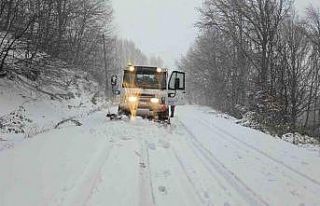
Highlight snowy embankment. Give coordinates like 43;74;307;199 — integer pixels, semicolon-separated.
1;33;106;150
0;76;103;151
236;111;320;148
0;105;319;206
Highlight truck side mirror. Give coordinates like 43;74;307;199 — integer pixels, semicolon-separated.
169;71;185;90
111;75;120;95
111;75;118;86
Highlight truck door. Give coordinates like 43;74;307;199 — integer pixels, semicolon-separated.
168;71;186;105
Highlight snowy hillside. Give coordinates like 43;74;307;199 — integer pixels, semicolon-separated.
0;68;104;151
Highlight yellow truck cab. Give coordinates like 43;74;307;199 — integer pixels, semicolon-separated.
111;64;185;121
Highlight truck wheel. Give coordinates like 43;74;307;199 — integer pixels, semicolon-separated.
118;107;124;115
118;107;130;117
170;105;175;118
158;109;169;121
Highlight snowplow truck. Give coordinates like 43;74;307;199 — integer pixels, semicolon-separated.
110;65;185;121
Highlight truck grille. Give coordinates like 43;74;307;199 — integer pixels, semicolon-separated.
140;94;155;98
138;94;155;109
139;94;155;102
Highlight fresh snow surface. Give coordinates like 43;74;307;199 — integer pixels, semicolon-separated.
0;78;101;151
0;105;320;206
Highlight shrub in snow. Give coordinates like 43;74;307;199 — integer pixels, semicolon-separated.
0;106;32;134
233;104;249;119
282;133;319;145
236;111;266;132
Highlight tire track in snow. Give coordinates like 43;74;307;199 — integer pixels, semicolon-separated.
179;120;269;206
171;122;241;205
127;120;159;206
141;121;204;206
137;138;156;206
53;140;114;206
173;134;260;206
171;146;213;206
197;117;320;188
145;140;157;205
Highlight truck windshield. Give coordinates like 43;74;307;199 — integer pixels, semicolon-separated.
122;67;167;90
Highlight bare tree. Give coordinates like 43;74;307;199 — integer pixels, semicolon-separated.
182;0;320;137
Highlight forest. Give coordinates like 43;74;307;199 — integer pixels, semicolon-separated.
1;0;320;140
0;0;162;96
180;0;320;139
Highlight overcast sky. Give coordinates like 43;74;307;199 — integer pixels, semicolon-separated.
113;0;320;68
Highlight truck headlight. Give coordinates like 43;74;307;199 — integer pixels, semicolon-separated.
129;66;135;72
150;98;160;104
128;96;138;103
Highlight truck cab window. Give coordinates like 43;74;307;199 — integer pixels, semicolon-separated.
123;67;166;90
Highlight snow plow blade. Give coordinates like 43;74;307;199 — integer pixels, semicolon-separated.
106;113;122;120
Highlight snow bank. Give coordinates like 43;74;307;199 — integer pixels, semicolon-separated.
0;74;104;151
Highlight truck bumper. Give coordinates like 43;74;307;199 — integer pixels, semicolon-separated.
119;103;168;118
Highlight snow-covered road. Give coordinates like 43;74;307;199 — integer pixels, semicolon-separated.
1;106;320;206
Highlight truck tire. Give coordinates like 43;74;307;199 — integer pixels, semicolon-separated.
170;105;175;118
118;107;131;117
158;109;169;121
